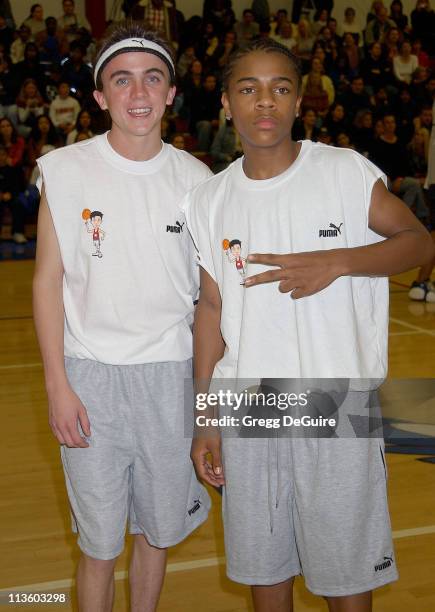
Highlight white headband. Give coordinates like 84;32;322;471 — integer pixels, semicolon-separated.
94;38;175;84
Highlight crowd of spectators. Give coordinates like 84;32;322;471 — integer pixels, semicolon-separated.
0;0;434;245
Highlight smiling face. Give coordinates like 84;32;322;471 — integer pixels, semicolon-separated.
222;50;301;153
93;51;176;147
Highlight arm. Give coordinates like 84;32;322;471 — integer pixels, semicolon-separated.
33;186;90;447
244;179;435;296
191;267;226;487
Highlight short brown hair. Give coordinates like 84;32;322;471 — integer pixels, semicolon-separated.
94;21;176;90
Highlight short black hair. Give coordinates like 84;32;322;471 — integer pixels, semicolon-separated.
229;239;241;248
90;211;103;219
222;38;302;93
94;20;176;90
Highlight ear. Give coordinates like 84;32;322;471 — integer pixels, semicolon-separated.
295;95;302;118
93;89;108;111
221;91;232;120
166;85;176;106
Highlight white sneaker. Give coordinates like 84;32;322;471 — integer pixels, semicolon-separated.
12;233;28;244
409;280;435;302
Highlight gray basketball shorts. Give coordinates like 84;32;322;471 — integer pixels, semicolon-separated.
61;357;210;560
222;434;398;596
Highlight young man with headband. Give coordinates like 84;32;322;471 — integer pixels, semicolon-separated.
33;24;211;611
185;39;434;611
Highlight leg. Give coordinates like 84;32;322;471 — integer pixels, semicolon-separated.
129;534;167;612
76;553;117;612
251;578;295;612
325;591;372;612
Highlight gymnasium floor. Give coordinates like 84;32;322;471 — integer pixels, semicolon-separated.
0;259;434;611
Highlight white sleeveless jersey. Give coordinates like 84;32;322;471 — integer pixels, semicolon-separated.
37;133;212;365
184;141;389;380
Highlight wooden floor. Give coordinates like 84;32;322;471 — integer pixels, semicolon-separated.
0;260;434;611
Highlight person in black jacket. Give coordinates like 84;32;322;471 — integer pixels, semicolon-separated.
0;145;27;243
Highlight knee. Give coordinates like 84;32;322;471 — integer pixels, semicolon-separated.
80;553;118;573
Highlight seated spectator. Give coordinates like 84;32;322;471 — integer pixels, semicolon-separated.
360;41;394;94
16;78;45;136
0;15;14;55
49;81;80;138
251;0;270;29
407;127;429;178
211;30;238;71
0;144;27;243
14;42;46;94
324;103;348;142
374;86;393;114
389;0;409;30
337;7;364;46
326;18;342;47
35;16;69;64
301;57;335;106
66;108;93;145
189;73;221;151
393;40;418;84
22;4;46;37
196;22;219;68
312;8;329;35
270;8;289;36
203;0;235;37
410;0;435;54
370;114;429;221
171;133;186;150
413;104;433;138
411;39;429;67
0;53;19;123
10;25;31;64
131;0;179;44
0;117;25;167
352;109;374;155
235;9;259;49
336;131;355;149
338;76;372;122
393;86;418;143
301;72;331;118
178;58;203;120
210;119;242;173
271;20;296;50
58;0;91;44
340;32;362;78
176;45;195;79
60;41;93;101
317;126;333;145
291;108;320;141
26;114;59;168
293;19;315;64
365;5;396;46
384;27;401;61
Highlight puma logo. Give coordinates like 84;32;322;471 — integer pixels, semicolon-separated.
329;223;343;234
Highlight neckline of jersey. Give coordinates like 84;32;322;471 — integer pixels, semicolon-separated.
232;139;312;190
95;131;169;175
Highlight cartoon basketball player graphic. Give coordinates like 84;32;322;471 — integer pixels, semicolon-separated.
82;209;106;258
223;238;247;282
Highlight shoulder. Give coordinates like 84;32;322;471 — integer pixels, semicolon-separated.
165;144;213;187
184;161;232;213
309;142;385;180
37;135;99;169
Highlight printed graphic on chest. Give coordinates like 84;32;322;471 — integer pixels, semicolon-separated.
222;238;246;283
82;208;106;258
166;220;185;234
319;222;343;238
